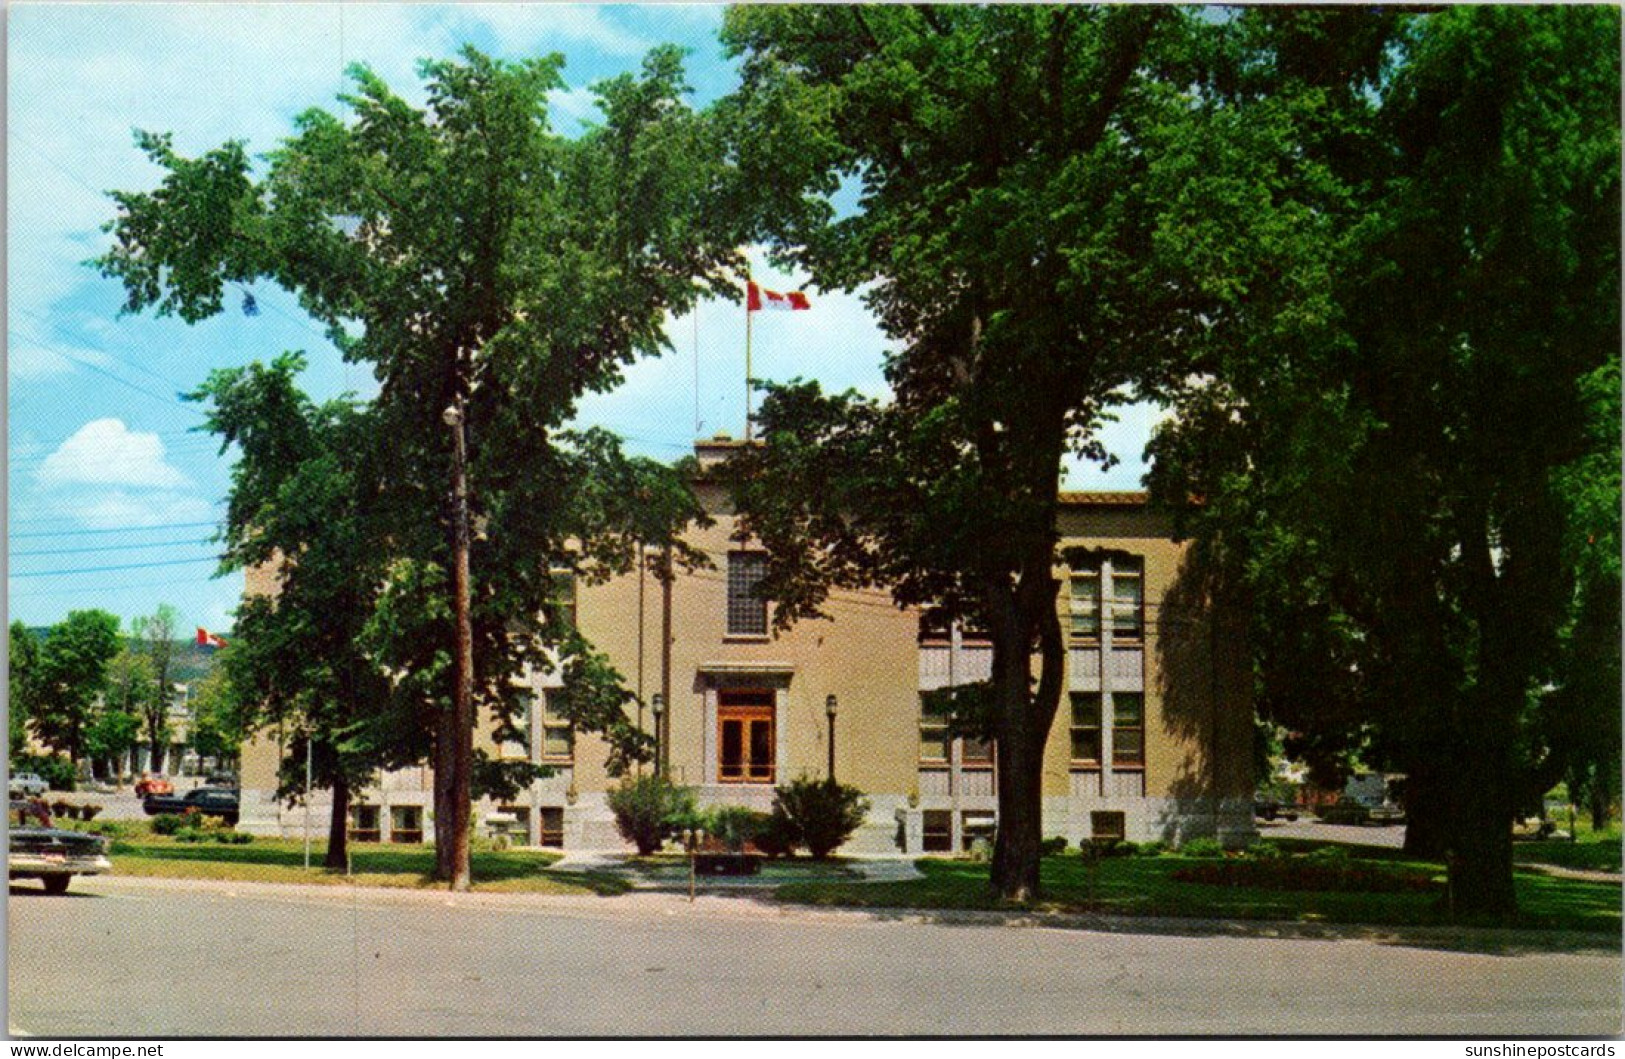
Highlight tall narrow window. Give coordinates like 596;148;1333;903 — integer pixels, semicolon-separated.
499;692;534;762
1069;692;1102;765
1070;569;1101;641
1111;558;1144;640
717;689;775;783
918;694;950;764
1113;692;1145;767
540;690;574;763
727;551;769;637
547;571;577;631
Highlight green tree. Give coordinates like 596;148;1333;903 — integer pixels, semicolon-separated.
101;48;737;886
95;648;156;781
187;665;244;772
130;603;180;773
1147;6;1620;917
719;5;1207;899
29;611;123;764
9;621;41;759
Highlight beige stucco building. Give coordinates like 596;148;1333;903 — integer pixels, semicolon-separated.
239;438;1256;852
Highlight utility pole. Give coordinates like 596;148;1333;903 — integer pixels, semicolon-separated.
444;398;475;892
660;542;673;778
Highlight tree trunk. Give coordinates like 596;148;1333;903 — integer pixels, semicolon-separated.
325;775;350;870
986;550;1065;903
1401;766;1451;859
990;724;1046;901
1446;765;1517;921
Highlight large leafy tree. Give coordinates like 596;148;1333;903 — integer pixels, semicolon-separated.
28;611;123;764
1147;6;1620;918
130;603;180;773
718;6;1214;900
98;47;736;887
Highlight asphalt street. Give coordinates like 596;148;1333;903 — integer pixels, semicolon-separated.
8;875;1621;1037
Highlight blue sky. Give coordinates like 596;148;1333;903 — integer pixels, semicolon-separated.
7;3;1156;635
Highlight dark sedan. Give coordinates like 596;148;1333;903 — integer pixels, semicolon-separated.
142;786;240;826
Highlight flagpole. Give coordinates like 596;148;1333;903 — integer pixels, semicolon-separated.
744;270;753;441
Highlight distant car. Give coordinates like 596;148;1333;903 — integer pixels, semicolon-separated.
133;774;174;798
9;773;48;798
142;786;239;825
9;799;112;895
1254;797;1300;822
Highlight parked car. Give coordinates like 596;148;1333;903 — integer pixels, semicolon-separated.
1253;797;1300;822
142;786;240;825
134;774;174;798
9;772;48;798
9;799;112;894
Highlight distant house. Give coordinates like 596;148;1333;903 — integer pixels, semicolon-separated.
239;438;1256;851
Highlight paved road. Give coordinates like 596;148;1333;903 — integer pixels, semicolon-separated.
8;876;1620;1037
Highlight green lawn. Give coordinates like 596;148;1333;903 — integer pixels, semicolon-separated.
1513;824;1622;873
774;846;1622;935
107;836;629;895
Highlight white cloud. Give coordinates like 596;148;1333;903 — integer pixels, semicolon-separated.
60;490;217;531
448;4;652;56
7;342;107;382
37;418;191;489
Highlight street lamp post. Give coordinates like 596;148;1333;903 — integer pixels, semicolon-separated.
650;694;665;777
825;694;839;782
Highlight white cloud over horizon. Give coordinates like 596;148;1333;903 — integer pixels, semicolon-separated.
37;418;192;490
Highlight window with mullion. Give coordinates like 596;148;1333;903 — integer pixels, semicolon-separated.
1069;692;1102;765
1111;560;1144;640
540;690;574;763
727;551;769;637
918;694;950;764
1113;692;1145;767
1069;572;1101;641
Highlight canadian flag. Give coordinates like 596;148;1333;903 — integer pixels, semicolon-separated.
747;280;811;312
196;627;228;649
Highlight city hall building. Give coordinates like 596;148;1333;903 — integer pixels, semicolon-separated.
239;438;1256;853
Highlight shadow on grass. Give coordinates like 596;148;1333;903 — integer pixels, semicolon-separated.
754;855;1622;957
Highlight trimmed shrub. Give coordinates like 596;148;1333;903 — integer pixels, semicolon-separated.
1109;840;1140;858
1040;836;1071;857
705;806;770;852
1136;841;1167;857
772;777;870;860
150;813;188;836
215;830;253;844
607;773;696;855
754;809;799;858
1180;837;1225;858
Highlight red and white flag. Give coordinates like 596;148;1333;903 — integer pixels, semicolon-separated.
746;280;811;312
196;627;228;649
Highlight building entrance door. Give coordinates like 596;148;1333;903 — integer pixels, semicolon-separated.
717;690;775;783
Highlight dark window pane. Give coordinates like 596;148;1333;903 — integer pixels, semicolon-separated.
721;719;743;779
748;719;773;780
1071;729;1101;762
1113;693;1144;725
1113;730;1144;766
1071;693;1101;726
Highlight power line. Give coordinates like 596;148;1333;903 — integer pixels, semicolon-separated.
11;536;215;558
9;555;222;578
